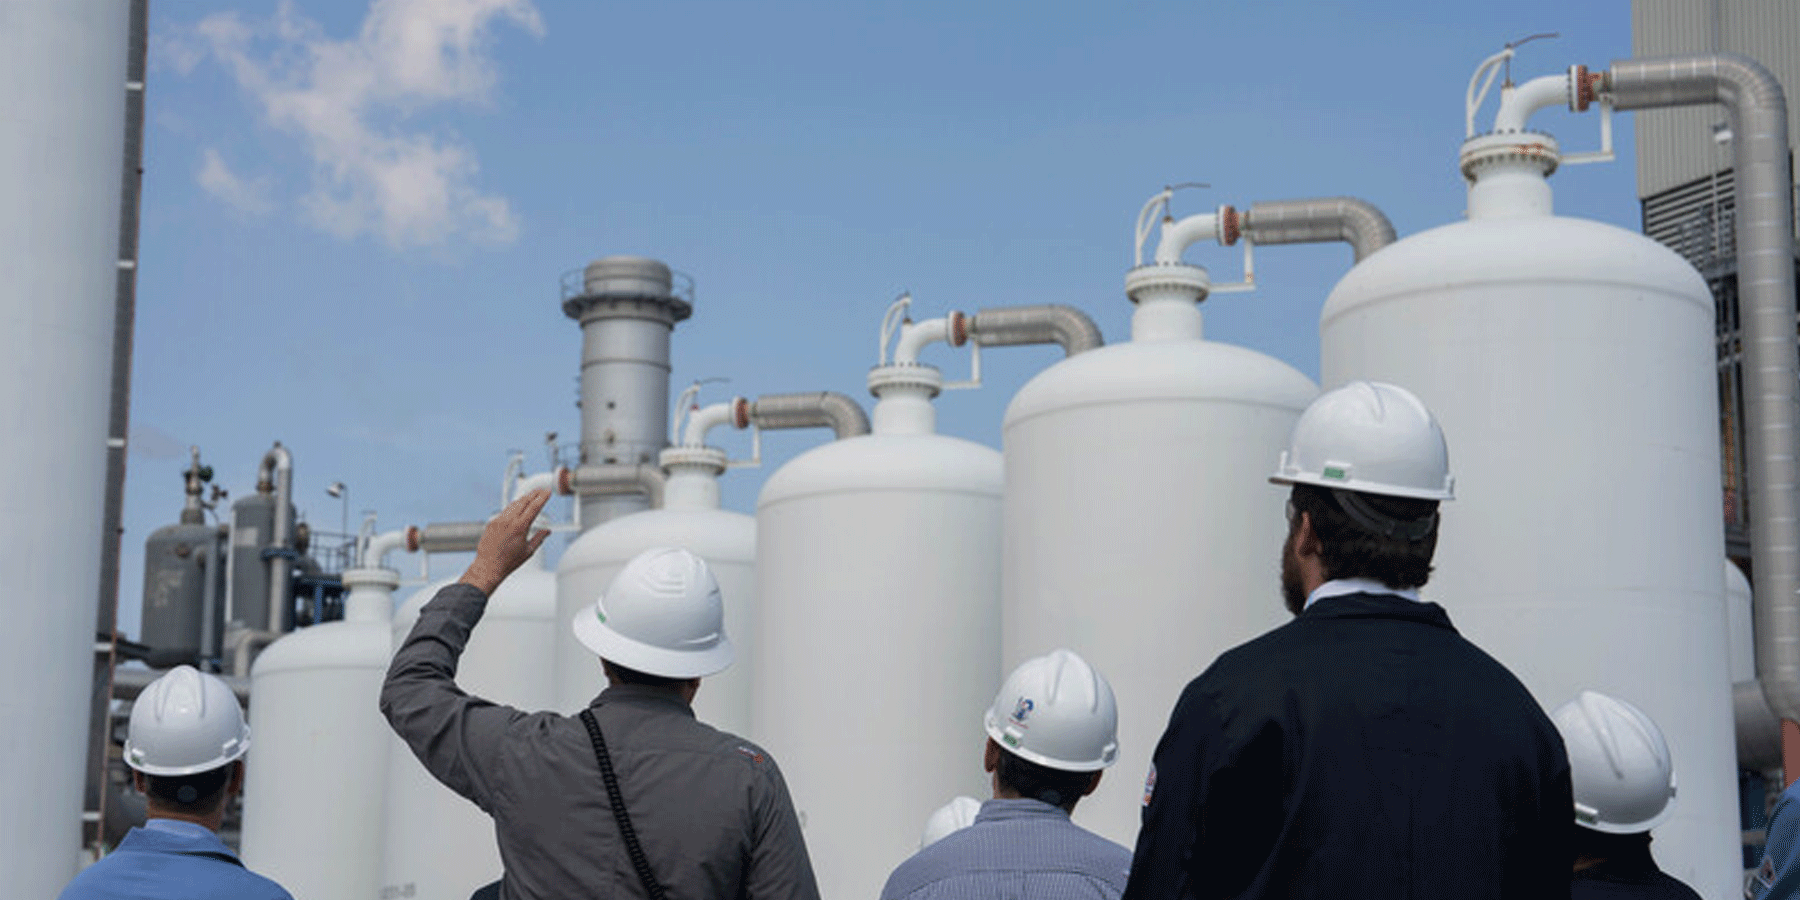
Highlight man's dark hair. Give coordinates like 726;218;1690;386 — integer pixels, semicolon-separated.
143;763;234;814
604;660;685;689
994;749;1093;812
1574;826;1654;866
1290;483;1438;589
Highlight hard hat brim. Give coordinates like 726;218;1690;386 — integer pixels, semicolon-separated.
123;730;251;777
572;608;734;680
982;711;1115;773
1268;470;1454;501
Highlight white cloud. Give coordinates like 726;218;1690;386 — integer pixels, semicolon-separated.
196;147;274;216
171;0;542;249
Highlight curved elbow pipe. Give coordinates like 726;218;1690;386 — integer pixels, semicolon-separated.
893;317;955;366
360;529;410;570
1492;73;1572;133
742;392;870;440
1153;212;1223;265
968;305;1103;356
511;470;558;502
680;402;738;448
1242;197;1398;263
1603;53;1800;727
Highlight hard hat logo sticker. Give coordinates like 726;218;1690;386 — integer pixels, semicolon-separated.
1010;697;1034;726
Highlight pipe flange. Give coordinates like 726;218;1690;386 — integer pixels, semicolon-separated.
1125;263;1210;304
659;446;727;473
1219;205;1241;246
731;396;752;429
404;525;422;553
1459;131;1560;182
867;364;944;398
341;567;401;590
948;311;970;347
562;292;694;325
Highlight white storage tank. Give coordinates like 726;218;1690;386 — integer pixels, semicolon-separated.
240;566;396;900
381;544;556;900
1317;64;1735;898
555;399;756;733
753;307;1002;900
1001;198;1318;846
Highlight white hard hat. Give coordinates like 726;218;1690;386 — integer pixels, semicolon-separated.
572;546;734;679
124;665;251;777
920;795;982;848
984;648;1118;772
1269;381;1454;501
1552;690;1678;834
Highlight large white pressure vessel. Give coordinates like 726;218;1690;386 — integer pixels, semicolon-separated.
556;444;756;733
0;5;127;891
1002;248;1317;846
1319;117;1735;896
753;342;1002;900
241;567;396;900
381;551;556;900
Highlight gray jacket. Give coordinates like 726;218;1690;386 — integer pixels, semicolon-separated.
381;582;820;900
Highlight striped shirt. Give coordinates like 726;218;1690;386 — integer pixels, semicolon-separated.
881;798;1131;900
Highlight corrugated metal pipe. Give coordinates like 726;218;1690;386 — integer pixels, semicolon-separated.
964;305;1103;356
560;462;668;509
1240;197;1397;263
1597;54;1800;773
736;392;870;439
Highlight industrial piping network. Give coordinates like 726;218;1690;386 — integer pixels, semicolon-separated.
1570;53;1800;781
228;444;296;677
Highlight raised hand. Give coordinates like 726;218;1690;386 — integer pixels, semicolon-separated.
458;488;553;596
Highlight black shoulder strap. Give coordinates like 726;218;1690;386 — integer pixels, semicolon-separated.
579;707;667;900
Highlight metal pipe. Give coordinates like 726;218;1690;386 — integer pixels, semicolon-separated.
561;462;668;509
405;521;487;555
231;630;278;679
1241;197;1398;263
680;402;739;448
1154;212;1224;265
1599;54;1800;771
197;537;223;664
967;305;1103;356
740;392;871;439
361;529;410;570
257;444;294;634
1494;73;1573;134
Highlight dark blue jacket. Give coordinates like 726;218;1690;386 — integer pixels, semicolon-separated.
59;819;293;900
1122;592;1573;900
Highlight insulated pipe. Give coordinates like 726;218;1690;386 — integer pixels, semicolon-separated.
738;392;871;439
561;463;668;510
405;521;487;555
1598;54;1800;776
1241;198;1398;263
966;305;1103;356
257;444;295;634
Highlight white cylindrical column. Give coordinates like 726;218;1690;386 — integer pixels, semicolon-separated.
241;569;396;900
0;4;129;892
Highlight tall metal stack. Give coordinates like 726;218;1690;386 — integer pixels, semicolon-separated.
561;256;692;527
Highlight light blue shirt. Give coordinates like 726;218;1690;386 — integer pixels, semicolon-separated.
59;817;294;900
881;798;1131;900
1754;780;1800;899
1303;577;1420;610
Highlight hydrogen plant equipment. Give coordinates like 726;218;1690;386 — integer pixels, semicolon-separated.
240;541;400;900
382;467;563;900
563;256;692;528
0;5;129;891
138;449;227;668
999;186;1401;845
554;386;760;728
752;298;1003;900
1316;50;1736;896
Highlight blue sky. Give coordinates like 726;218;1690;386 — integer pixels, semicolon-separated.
119;0;1642;637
